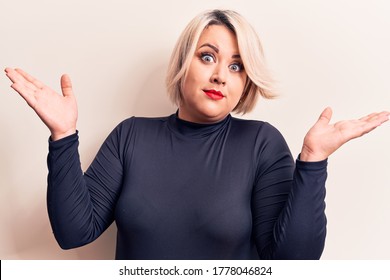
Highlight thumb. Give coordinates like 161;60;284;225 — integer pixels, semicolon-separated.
60;74;73;97
317;107;333;125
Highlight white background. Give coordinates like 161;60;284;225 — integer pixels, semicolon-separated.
0;0;389;259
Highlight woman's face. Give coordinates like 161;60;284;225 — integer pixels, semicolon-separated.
179;24;247;123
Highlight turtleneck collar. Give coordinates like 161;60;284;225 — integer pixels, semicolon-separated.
167;110;231;138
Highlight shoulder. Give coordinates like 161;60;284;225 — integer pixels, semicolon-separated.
230;117;291;160
104;115;170;145
231;118;295;178
114;115;170;133
118;115;169;127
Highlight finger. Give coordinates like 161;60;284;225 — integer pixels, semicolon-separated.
359;112;378;122
360;111;389;125
60;74;73;97
376;111;390;118
5;68;27;84
317;107;333;125
360;111;390;122
15;68;45;89
5;68;38;91
372;112;390;125
357;113;389;136
10;82;37;108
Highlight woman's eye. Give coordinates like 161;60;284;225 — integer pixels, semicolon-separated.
229;63;243;72
201;53;215;63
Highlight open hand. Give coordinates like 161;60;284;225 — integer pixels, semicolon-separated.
300;107;389;161
5;68;78;141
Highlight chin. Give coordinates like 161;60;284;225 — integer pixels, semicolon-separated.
180;98;231;123
197;106;229;123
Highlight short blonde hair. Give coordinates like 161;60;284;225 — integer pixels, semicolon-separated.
166;9;276;114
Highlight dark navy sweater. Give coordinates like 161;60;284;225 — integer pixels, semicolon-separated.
47;113;327;259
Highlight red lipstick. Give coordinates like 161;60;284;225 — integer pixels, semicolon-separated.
203;89;224;100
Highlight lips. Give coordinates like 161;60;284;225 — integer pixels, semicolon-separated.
203;89;224;100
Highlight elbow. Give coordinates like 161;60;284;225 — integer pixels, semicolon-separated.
52;230;97;250
260;227;327;260
289;229;327;260
55;236;89;250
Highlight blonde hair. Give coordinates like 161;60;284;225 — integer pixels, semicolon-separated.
166;9;276;114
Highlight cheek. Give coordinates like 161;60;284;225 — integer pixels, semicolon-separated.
182;75;196;98
239;73;247;90
230;76;246;98
183;63;208;94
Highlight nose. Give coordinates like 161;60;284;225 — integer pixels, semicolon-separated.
210;66;227;86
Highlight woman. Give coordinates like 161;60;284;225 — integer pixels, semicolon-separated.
4;9;389;259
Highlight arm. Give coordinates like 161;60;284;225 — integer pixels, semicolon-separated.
47;123;125;249
253;108;389;259
5;67;125;249
251;125;327;259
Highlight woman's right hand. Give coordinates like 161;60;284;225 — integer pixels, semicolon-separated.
5;68;78;141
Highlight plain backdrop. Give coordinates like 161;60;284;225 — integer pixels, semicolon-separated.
1;0;389;259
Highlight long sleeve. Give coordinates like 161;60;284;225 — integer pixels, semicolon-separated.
47;120;130;249
251;123;327;259
46;114;327;259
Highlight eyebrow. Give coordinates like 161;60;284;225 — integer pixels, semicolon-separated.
199;43;241;59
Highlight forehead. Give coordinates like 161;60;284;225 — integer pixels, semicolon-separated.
197;24;239;53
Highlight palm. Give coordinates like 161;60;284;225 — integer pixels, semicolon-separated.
301;107;389;161
5;68;78;140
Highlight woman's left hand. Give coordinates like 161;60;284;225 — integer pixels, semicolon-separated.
300;107;389;162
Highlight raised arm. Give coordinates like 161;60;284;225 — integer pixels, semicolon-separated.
5;67;77;140
5;68;123;249
253;108;388;259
